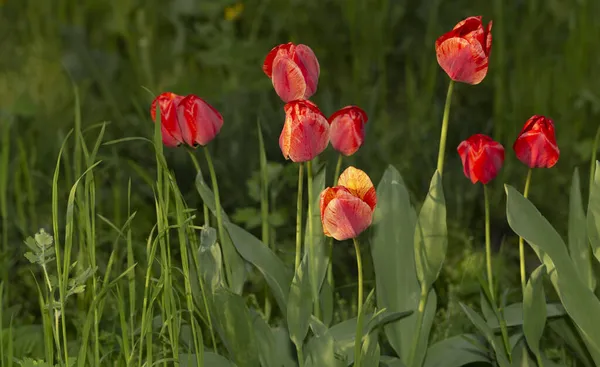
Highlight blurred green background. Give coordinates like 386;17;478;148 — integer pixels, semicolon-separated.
1;0;600;342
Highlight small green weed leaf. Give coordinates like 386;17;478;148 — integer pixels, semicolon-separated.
224;221;292;313
459;303;510;367
414;170;447;290
360;329;381;367
486;302;565;329
523;265;547;358
570;168;595;290
371;165;420;363
423;334;490;367
287;253;313;349
250;310;278;367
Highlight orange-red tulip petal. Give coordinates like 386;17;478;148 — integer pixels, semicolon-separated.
263;42;320;102
328;106;368;156
279;100;329;162
150;92;184;147
435;16;492;85
177;94;224;147
457;134;504;184
513;115;559;169
320;167;377;241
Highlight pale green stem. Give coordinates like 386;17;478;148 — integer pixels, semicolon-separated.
519;168;532;296
306;160;320;319
436;80;455;175
295;163;305;272
353;238;364;367
407;284;429;367
484;184;494;301
327;154;343;290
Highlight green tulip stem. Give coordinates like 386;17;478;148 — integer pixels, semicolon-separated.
294;162;304;272
436;80;455;175
327;154;344;291
519;168;533;296
353;237;364;367
306;160;320;319
484;183;494;301
407;284;429;367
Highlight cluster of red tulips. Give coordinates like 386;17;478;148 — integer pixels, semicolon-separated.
149;14;562;365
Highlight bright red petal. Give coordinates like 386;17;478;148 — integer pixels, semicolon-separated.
436;37;488;85
262;43;293;77
293;44;320;99
272;55;307;102
280;101;330;162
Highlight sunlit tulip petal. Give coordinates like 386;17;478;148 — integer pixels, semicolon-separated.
337;166;376;210
457;134;505;184
328;106;368;156
179;94;224;146
322;190;373;241
279;100;329;162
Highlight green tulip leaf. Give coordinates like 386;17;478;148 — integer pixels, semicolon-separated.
570;168;595;290
523;265;547;359
287;253;313;349
423;334;491;367
587;161;600;264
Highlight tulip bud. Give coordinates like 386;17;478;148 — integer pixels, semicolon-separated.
263;42;320;102
150;92;185;147
435;16;493;85
328;106;368;156
457;134;504;184
513;115;559;169
320;167;377;241
177;94;224;147
279;100;329;162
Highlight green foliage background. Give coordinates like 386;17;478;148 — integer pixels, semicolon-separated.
1;0;600;358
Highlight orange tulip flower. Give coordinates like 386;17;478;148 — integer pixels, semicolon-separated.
320;167;377;241
279;100;330;162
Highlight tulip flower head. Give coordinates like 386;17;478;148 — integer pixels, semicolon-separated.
263;42;320;102
435;16;493;85
457;134;504;184
328;106;368;156
513;115;559;169
279;100;330;162
150;93;223;148
320;167;377;241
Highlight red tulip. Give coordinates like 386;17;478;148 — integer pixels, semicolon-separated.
150;93;223;147
177;94;224;147
513;115;559;168
328;106;368;156
320;166;377;241
457;134;504;184
435;16;493;85
279;100;329;162
150;92;185;147
263;42;320;102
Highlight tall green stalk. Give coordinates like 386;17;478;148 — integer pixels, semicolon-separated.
352;238;364;367
407;284;429;367
306;160;320;319
327;154;343;291
435;80;455;175
519;168;533;296
295;163;305;271
258;122;271;319
484;184;494;300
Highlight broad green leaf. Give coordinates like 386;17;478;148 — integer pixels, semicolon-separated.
224;221;292;313
365;310;413;336
305;329;345;367
380;356;408;367
359;329;380;367
506;185;600;355
250;310;278;367
423;334;490;367
414;170;447;290
487;302;565;329
179;352;237;367
413;289;438;367
459;303;511;367
510;340;535;367
212;288;259;367
287;253;313;349
195;171;246;293
587;161;600;263
371;165;420;363
548;319;595;367
304;164;329;310
570;168;595;290
320;276;334;326
325;314;374;363
523;265;546;359
271;327;298;367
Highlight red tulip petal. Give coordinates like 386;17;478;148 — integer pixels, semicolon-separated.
293;44;320;99
322;191;374;241
458;134;505;184
485;21;493;56
280;100;329;162
436;37;488;85
150;92;184;146
272;55;307;102
262;42;293;78
320;186;350;236
513;115;559;168
328;106;368;156
337;166;376;210
180;95;224;146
